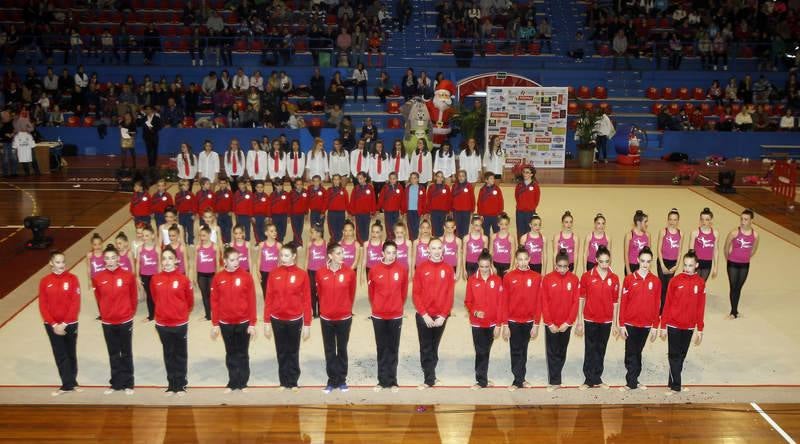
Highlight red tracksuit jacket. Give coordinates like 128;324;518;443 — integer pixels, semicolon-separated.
289;189;309;215
175;190;197;214
349;184;377;215
451;181;475;212
401;184;428;214
501;269;542;324
130;191;152;217
252;191;271;217
660;273;706;332
579;268;620;324
150;270;194;327
233;190;254;216
307;186;327;213
92;267;138;325
541;270;580;327
620;272;662;328
367;261;408;319
271;190;291;215
477;185;504;217
379;183;405;213
265;265;312;326
515;181;541;212
465;273;504;328
215;189;233;213
151;191;174;215
412;260;455;318
327;186;349;212
316;266;357;321
426;183;452;212
38;272;81;325
196;189;216;215
211;268;257;326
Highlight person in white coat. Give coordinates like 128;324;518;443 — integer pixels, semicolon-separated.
267;140;286;180
305;137;329;182
433;142;456;181
328;139;351;182
483;135;505;179
223;138;246;181
370;140;391;196
284;139;305;180
246;139;269;182
409;139;433;185
13;130;38;176
197;140;220;183
350;140;371;179
390;139;410;184
175;142;198;188
458;138;482;183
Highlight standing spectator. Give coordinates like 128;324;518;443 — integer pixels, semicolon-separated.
116;24;135;65
352;25;367;68
206;10;225;64
190;26;206;67
697;30;711;70
138;105;162;169
100;28;115;64
418;71;433;100
594;109;614;163
568;31;585;61
119;112;137;169
67;27;83;65
668;33;682;70
367;31;383;68
352;63;368;102
612;30;630;70
336;27;353;68
310;67;326;101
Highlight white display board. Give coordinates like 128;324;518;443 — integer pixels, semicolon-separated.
485;86;569;169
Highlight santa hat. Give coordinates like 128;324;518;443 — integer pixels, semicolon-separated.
435;79;456;96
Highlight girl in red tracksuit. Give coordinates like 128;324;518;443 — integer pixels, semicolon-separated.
501;247;542;390
215;178;234;244
233;178;254;242
289;178;309;247
577;245;620;390
367;240;408;391
327;174;349;243
412;238;455;389
514;165;540;240
451;170;475;238
307;175;327;229
150;246;194;395
660;249;706;395
130;179;152;225
464;249;504;389
38;250;81;395
426;171;452;237
379;172;404;239
618;246;661;391
349;172;377;243
175;179;197;246
270;179;291;243
92;244;138;394
252;180;271;244
541;248;580;391
151;178;174;228
264;243;312;390
316;242;357;392
211;246;258;392
477;172;504;236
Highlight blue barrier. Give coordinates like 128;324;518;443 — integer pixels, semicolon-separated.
37;127;407;157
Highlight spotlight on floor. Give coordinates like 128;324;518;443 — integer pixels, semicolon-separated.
716;170;736;194
24;216;53;249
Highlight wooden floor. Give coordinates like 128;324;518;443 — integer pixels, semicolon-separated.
0;404;795;442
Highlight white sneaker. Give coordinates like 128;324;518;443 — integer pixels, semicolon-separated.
192;60;196;66
51;389;69;397
176;391;186;397
417;383;431;390
223;388;233;394
199;60;204;66
240;388;248;393
546;385;560;392
578;384;589;391
637;384;647;390
598;383;610;390
104;388;116;395
508;385;518;392
290;386;299;392
279;386;287;391
470;384;482;390
619;386;631;392
165;391;174;397
390;386;400;393
373;385;383;392
124;389;135;395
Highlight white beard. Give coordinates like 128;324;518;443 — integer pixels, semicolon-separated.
433;95;452;111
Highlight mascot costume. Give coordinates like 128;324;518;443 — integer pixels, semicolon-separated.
401;97;433;154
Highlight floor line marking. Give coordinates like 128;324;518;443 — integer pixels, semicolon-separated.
0;182;37;245
751;401;796;444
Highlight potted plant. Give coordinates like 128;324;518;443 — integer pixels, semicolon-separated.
574;108;600;168
451;102;486;142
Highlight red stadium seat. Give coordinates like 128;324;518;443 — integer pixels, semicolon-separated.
389;85;401;97
568;102;578;115
582;102;595;112
82;116;95;127
646;86;660;100
567;86;575;98
387;101;401;114
668;103;680;115
651;103;664;115
774;104;786;116
294;39;308;53
715;105;725;116
66;116;81;127
693;87;705;100
440;42;453;54
762;104;772;115
678;87;690;100
598;44;610;56
484;41;497;55
181;117;195;128
214;116;228;127
598;102;612;114
577;86;591;99
662;87;675;100
234;40;248;51
528;42;541;55
311;101;325;113
593;86;607;99
307;117;323;128
731;103;742;114
387;117;402;129
700;103;712;116
739;46;754;58
683;102;695;113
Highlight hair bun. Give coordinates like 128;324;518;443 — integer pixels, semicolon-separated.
687;249;695;254
635;210;644;215
595;212;604;217
558;248;567;254
481;248;490;255
671;207;678;211
703;207;710;212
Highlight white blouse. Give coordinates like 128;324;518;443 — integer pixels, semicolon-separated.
409;151;433;183
391;154;410;182
433;153;456;178
175;152;198;180
246;150;269;181
197;150;220;181
305;151;329;180
369;154;391;182
350;150;370;177
458;151;482;183
267;152;285;179
482;149;505;176
223;149;246;178
328;151;351;179
283;152;306;180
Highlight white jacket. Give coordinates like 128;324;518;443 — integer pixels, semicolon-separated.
13;132;35;163
197;150;220;181
267;152;285;179
482;149;505;176
246;150;269;181
305;151;329;180
458;151;482;183
284;152;305;179
175;152;198;180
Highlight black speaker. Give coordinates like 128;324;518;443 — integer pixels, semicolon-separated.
716;170;736;194
24;216;53;249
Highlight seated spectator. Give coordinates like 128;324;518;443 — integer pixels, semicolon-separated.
677;109;692;131
241;103;258;128
309;67;326;101
278;71;293;99
707;80;723;105
184;83;200;117
751;105;772;131
327;103;344;128
724;77;738;105
352;63;369;102
401;67;418;100
336;27;353;68
612;29;631;70
287;109;306;129
202;71;218;96
753;75;772;104
250;70;264;91
738;74;753;104
657;107;679;130
690;108;706;130
734;105;753;131
712;33;728;71
567;31;585;61
367;31;383;67
161;97;184;127
339;116;356;150
375;71;391;103
232;68;250;93
47;104;64;127
718;105;735;131
213;87;234;116
779;109;796;131
668;33;682;70
228;102;242;128
361;117;377;141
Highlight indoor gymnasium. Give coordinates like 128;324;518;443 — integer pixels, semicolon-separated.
0;0;799;441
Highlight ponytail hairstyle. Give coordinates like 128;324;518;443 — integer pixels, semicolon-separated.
310;222;324;237
594;212;606;223
103;243;119;255
91;232;103;243
371;218;384;232
281;241;299;256
529;212;541;225
595;244;611;261
343;219;356;231
222;245;238;259
326;242;342;255
668;207;680;219
700;207;714;219
477;247;492;264
638;245;654;259
561;210;573;223
162;245;178;258
556;248;570;264
168;224;181;236
633;209;647;226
